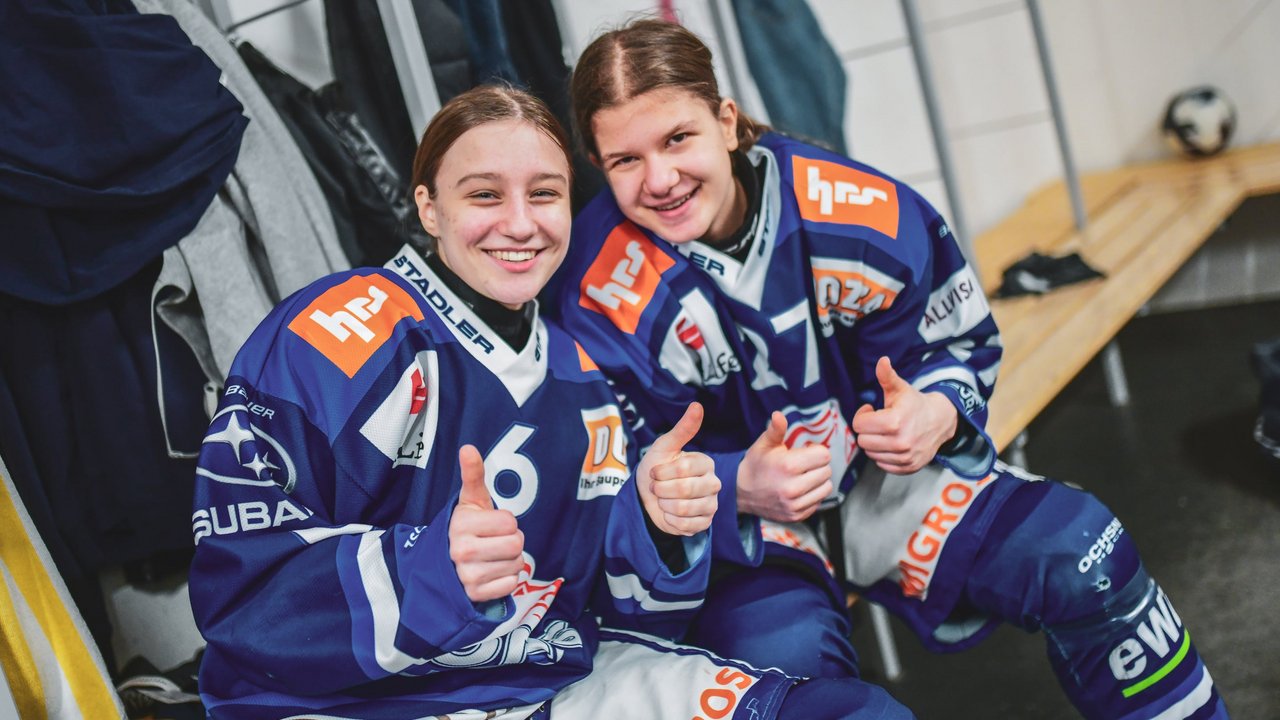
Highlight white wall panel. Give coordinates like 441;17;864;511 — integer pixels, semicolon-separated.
927;8;1045;133
556;0;647;58
1031;1;1125;172
843;49;938;178
1195;1;1280;146
809;0;906;56
950;119;1062;238
916;0;1020;25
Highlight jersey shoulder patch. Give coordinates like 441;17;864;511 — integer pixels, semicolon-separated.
286;271;425;378
790;154;900;239
576;221;676;334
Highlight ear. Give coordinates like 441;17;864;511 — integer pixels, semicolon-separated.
718;97;740;152
414;185;439;238
588;152;602;169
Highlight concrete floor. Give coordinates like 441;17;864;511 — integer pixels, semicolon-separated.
851;298;1280;718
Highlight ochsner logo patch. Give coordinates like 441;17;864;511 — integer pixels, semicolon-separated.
1079;517;1124;573
918;265;990;343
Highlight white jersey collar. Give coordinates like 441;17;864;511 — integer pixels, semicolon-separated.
385;244;548;407
671;144;781;310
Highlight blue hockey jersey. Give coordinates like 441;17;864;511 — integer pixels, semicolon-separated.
190;246;712;719
551;132;1008;603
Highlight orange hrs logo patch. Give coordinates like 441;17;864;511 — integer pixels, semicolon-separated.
793;156;899;239
288;274;423;378
578;405;629;501
579;223;675;334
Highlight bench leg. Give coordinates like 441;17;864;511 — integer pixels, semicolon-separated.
1008;430;1029;468
1102;340;1131;407
869;602;903;682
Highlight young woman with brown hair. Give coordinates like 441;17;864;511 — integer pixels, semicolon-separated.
553;18;1227;720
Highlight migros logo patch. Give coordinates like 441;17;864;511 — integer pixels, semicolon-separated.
793;156;899;238
288;274;424;377
579;223;675;334
898;475;993;599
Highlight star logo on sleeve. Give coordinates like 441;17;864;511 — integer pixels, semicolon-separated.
198;406;297;493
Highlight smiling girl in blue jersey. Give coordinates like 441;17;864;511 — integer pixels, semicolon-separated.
551;18;1228;720
189;84;910;719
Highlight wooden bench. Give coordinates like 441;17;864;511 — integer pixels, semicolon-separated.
973;140;1280;453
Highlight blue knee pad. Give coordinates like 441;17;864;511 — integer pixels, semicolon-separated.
967;482;1227;719
965;480;1142;628
685;565;859;680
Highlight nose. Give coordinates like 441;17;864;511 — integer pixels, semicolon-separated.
499;198;537;241
642;156;680;198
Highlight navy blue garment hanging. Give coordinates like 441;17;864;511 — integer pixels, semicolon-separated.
446;0;520;84
730;0;848;155
0;0;247;305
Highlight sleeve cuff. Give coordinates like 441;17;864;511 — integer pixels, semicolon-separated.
925;381;996;479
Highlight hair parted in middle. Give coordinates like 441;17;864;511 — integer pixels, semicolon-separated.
569;18;769;158
410;83;573;198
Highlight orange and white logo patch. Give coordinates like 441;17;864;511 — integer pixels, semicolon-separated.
897;474;994;600
811;257;905;334
579;405;629;500
579;223;675;334
793;156;899;239
288;274;423;378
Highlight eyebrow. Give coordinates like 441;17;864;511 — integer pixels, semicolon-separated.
453;171;568;187
454;172;500;187
599;120;694;163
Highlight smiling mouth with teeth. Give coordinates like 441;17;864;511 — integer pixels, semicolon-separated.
654;187;697;212
488;249;538;262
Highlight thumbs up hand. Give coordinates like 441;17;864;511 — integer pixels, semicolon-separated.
636;402;721;536
851;356;959;475
736;411;833;522
448;445;525;603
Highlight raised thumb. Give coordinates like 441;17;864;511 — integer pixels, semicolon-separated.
457;445;493;509
876;356;909;402
754;411;788;449
651;402;704;457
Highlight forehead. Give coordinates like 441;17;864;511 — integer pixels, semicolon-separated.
437;119;570;181
592;88;718;149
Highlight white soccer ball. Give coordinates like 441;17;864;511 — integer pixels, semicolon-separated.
1162;86;1237;157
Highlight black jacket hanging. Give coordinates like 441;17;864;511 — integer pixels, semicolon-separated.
324;0;472;183
238;42;429;267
